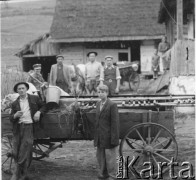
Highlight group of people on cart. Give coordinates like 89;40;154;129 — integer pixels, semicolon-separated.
27;51;122;97
9;51;122;180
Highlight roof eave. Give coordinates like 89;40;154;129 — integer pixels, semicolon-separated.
50;35;163;43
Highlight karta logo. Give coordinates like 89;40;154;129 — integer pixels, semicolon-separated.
116;156;195;179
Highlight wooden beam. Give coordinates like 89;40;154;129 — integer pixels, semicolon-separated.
177;0;183;40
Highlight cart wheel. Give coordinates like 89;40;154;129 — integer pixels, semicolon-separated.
2;133;14;175
129;73;140;92
32;142;54;160
120;123;178;178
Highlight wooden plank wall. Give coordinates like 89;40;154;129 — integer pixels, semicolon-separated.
170;39;195;77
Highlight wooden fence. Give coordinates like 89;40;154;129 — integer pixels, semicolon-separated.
1;67;29;98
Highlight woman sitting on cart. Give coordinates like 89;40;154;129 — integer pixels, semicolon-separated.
100;55;121;96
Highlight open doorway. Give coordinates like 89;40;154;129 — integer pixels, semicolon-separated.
22;55;56;81
131;41;141;73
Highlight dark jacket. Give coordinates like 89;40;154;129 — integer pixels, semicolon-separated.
94;98;119;149
10;94;47;134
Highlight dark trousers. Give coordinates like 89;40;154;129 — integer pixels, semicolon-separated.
96;146;118;179
56;81;69;93
11;124;33;180
86;79;99;93
104;80;117;96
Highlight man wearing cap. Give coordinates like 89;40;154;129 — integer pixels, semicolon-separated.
10;82;46;180
100;56;121;96
27;64;46;91
49;55;72;93
85;52;102;95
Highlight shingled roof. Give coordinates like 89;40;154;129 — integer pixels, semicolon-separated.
50;0;165;42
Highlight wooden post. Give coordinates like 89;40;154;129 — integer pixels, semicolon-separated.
177;0;183;40
175;0;184;75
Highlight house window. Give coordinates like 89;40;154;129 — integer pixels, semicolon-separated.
118;53;128;61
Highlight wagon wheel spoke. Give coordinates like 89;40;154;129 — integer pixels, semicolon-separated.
126;137;144;148
153;138;170;148
153;152;171;163
36;144;43;151
8;138;12;148
9;158;13;170
131;149;143;152
39;144;50;149
151;154;159;167
2;157;9;166
154;148;175;152
2;153;9;156
151;129;162;145
32;142;53;160
147;126;151;144
135;129;146;145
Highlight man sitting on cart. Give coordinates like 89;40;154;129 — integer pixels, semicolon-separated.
27;64;46;91
100;55;121;96
10;82;47;180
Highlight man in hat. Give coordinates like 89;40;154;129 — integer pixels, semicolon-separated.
85;52;102;95
27;64;46;91
49;55;72;93
10;82;46;180
100;55;121;96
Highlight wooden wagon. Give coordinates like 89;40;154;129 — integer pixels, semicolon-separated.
117;61;140;92
2;94;195;178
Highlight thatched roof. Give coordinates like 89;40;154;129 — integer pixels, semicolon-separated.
50;0;165;42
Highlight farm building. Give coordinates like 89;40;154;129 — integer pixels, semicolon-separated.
16;0;166;78
157;0;195;95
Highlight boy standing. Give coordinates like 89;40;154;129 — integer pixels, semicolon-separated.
94;85;119;180
151;49;160;79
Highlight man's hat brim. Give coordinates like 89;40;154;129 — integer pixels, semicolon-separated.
87;52;98;57
105;55;113;60
33;64;42;69
14;82;29;93
56;55;64;59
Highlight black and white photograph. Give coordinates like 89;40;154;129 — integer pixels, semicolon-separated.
1;0;195;179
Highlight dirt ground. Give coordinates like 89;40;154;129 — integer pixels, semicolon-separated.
1;1;195;180
2;112;195;180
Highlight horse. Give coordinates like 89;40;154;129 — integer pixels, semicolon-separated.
68;64;87;96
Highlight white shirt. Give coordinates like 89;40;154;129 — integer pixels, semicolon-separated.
85;61;102;80
19;95;33;124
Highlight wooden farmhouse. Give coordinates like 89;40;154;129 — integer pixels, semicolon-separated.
157;0;195;95
16;0;165;79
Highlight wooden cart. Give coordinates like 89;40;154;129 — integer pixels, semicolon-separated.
2;95;195;177
117;61;140;92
